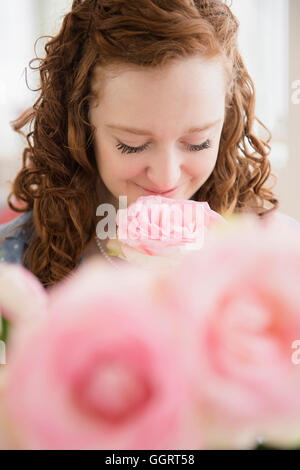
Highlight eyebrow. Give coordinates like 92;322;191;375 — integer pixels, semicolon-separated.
105;119;222;136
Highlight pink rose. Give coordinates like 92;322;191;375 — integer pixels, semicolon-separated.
109;196;226;270
1;259;198;450
0;368;23;450
159;213;300;449
0;262;47;325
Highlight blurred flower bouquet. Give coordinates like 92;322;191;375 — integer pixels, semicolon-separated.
1;196;300;450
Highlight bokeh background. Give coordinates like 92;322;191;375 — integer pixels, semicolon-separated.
0;0;299;223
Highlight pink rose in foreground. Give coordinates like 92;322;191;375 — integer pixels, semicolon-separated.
1;259;198;450
0;368;22;450
107;196;226;270
0;262;47;325
160;213;300;449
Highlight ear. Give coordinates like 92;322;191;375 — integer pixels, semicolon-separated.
0;263;47;325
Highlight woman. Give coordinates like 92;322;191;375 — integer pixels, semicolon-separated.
0;0;297;288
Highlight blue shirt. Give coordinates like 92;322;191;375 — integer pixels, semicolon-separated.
0;210;84;268
1;209;300;269
0;210;34;267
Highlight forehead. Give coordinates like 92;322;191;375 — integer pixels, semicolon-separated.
90;56;226;135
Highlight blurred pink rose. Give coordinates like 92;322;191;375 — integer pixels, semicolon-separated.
0;262;47;325
109;196;226;270
1;259;198;450
160;213;300;449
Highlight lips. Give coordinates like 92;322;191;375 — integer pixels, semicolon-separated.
136;184;179;195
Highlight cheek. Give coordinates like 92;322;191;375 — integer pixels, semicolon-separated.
96;148;131;180
188;151;218;178
115;159;146;180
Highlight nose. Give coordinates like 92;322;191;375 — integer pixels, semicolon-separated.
146;150;182;191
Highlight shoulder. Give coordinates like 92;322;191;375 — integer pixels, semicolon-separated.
269;210;300;230
0;210;34;265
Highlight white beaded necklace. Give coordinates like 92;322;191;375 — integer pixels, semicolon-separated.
94;236;121;270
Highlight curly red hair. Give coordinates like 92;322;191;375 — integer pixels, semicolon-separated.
3;0;278;287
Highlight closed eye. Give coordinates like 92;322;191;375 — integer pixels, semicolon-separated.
116;139;211;155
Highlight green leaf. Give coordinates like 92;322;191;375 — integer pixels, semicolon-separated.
0;313;11;344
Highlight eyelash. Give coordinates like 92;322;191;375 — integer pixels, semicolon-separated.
116;139;211;155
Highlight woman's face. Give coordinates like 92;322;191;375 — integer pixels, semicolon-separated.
89;55;226;208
